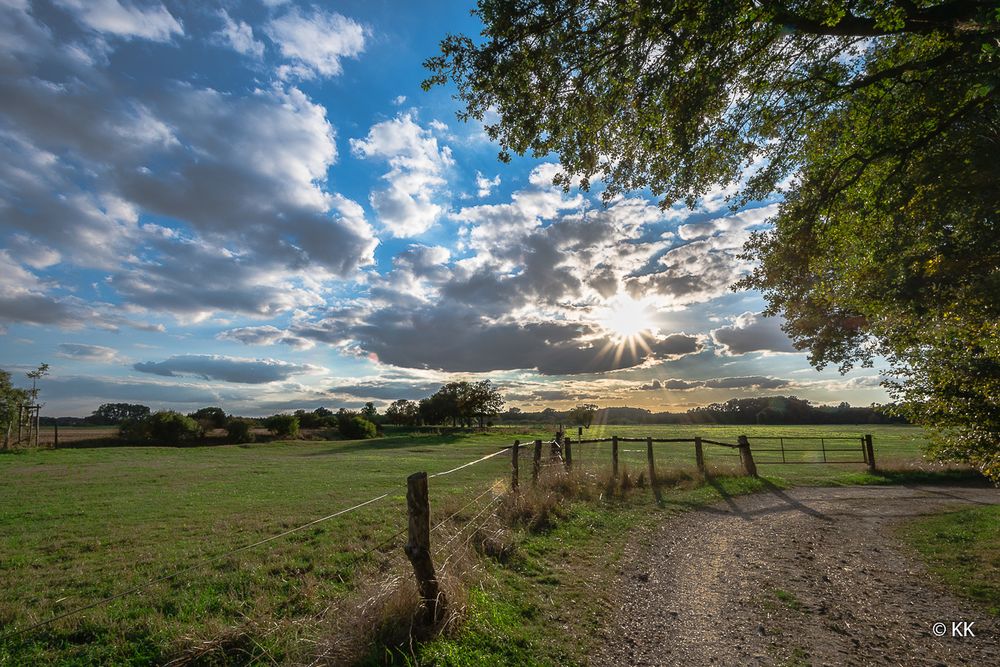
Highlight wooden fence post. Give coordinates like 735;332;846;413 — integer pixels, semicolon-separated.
53;421;59;449
612;435;619;478
646;436;656;487
737;435;758;477
511;440;520;491
533;439;542;485
864;434;876;474
550;430;562;463
694;436;705;475
404;472;444;626
564;436;573;471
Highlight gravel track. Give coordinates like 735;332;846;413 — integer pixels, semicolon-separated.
594;484;999;666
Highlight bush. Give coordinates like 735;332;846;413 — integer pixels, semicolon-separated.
189;406;227;430
264;414;300;438
226;419;254;444
147;411;202;444
119;418;150;442
340;415;377;440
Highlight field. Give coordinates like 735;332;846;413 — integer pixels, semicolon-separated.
0;425;933;664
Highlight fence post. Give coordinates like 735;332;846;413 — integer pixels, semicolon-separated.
864;434;876;474
737;435;758;477
533;439;542;485
612;435;619;478
53;421;59;449
646;436;656;488
551;430;562;463
694;436;705;475
511;440;520;492
564;436;573;471
404;472;444;626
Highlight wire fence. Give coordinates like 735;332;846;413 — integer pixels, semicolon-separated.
1;429;875;646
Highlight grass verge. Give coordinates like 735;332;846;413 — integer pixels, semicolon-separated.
900;504;1000;616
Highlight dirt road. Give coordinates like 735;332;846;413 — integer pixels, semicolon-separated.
595;484;999;666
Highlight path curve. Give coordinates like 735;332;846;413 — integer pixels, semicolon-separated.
594;484;999;666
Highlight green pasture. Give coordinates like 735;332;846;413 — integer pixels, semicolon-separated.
0;424;929;664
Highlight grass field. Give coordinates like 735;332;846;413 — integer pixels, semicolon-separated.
0;424;938;664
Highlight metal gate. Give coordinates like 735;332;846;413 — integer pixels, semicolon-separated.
747;435;870;465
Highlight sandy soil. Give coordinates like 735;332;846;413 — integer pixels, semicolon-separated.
594;484;999;666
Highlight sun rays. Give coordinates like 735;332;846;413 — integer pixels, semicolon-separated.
593;296;658;368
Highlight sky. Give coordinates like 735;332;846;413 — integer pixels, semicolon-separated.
0;0;889;417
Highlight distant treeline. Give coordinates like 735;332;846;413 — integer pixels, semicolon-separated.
502;396;907;426
40;395;906;428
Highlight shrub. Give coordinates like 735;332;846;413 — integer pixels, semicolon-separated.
226;419;254;444
119;418;151;442
147;411;202;445
189;406;227;430
264;414;300;438
340;415;377;440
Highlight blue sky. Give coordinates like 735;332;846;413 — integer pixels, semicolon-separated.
0;0;888;416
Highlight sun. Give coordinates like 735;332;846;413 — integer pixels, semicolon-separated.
598;296;656;342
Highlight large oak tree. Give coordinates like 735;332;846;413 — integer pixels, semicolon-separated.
425;1;1000;478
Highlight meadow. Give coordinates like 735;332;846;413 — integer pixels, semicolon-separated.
0;424;933;664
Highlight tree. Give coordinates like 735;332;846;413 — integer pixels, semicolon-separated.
188;407;227;430
0;369;28;448
426;1;1000;479
361;402;379;421
568;403;599;428
91;403;151;425
264;414;300;438
385;399;419;425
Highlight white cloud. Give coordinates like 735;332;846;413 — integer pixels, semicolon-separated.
266;7;366;79
55;0;183;42
351;113;454;237
56;343;121;363
134;354;322;384
475;171;500;197
216;10;264;58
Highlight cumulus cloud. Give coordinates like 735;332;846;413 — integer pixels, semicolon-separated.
475;171;500;197
0;20;378;323
56;343;121;363
351;113;453;237
133;355;321;384
266;7;365;79
677;204;778;241
56;0;183;42
328;380;441;401
626;204;780;306
711;311;798;356
216;10;263;58
216;325;314;350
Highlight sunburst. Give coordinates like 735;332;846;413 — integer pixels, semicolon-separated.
593;296;657;367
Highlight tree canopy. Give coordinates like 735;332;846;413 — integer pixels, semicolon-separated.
91;403;151;425
426;1;1000;479
419;380;505;427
